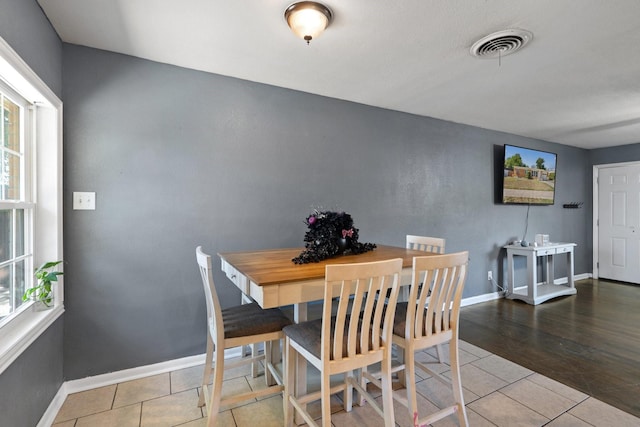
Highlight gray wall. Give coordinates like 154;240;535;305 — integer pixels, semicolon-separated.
0;318;64;427
0;0;62;98
62;43;593;380
590;143;640;165
0;1;63;426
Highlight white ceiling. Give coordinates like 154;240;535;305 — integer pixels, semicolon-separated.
38;0;640;149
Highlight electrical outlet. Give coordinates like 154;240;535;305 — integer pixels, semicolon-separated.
73;192;96;210
487;271;493;281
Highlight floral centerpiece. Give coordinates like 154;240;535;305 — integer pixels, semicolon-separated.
292;209;376;264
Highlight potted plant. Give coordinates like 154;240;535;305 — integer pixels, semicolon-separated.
22;260;63;308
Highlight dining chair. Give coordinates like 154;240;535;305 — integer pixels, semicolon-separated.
195;246;292;426
392;251;470;426
406;234;446;254
283;258;404;427
404;234;447;362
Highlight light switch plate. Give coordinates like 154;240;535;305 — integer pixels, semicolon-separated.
73;192;96;210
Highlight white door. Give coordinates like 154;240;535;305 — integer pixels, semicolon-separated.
598;163;640;283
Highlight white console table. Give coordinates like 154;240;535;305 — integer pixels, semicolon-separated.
504;242;577;305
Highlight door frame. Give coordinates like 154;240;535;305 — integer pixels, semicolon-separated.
592;160;640;279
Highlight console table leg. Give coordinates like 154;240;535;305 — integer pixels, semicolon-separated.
567;250;575;288
528;253;537;303
546;255;555;285
507;252;515;296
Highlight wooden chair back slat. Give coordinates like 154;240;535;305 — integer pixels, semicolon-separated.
390;251;470;426
411;252;468;340
324;258;403;362
406;234;446;254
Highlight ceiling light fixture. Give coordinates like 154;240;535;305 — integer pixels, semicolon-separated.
284;1;332;45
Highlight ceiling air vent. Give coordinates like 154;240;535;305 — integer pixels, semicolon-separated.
470;29;533;58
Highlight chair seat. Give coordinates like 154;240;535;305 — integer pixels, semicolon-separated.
222;302;291;339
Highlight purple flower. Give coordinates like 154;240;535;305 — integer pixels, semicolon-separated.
308;215;317;225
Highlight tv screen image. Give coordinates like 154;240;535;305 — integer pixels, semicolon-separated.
502;144;557;205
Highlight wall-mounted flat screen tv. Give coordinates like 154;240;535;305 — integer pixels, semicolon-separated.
502;144;557;205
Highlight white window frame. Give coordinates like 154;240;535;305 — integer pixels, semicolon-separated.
0;36;63;375
0;79;35;320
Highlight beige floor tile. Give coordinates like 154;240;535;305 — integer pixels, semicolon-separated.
459;340;492;359
569;397;640;427
461;408;500;427
424;343;480;367
216;376;256;411
113;373;170;408
386;391;477;427
54;384;117;423
468;391;550;426
546;412;593;427
176;417;211;427
221;358;255;380
172;364;205;394
414;350;449;377
232;395;283;427
415;375;479;409
471;354;533;383
389;388;444;427
181;410;233;427
75;403;141;427
140;388;203;426
332;407;387;427
457;364;509;397
501;377;578;419
527;373;589;404
52;421;76;427
287;393;344;423
245;370;277;395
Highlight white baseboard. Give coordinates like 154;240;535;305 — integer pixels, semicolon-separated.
555;273;591;284
513;273;592;290
37;347;243;427
461;291;504;306
38;383;68;427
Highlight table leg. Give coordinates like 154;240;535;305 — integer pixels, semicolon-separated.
527;252;537;302
546;254;555;286
567;250;575;288
293;303;308;425
507;252;515;296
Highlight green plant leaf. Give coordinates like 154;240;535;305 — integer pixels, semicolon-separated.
44;272;61;281
23;260;63;305
38;260;62;270
22;287;37;301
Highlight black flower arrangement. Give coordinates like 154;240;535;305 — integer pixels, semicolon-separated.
292;209;376;264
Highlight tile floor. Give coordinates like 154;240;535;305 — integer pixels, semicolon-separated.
52;341;640;427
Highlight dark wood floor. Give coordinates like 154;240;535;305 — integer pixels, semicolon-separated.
460;278;640;418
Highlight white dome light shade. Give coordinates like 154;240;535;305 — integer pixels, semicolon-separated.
285;2;332;44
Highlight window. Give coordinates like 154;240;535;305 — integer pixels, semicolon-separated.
0;35;62;374
0;83;34;321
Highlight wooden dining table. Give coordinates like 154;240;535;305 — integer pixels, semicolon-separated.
218;244;429;320
217;244;433;419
